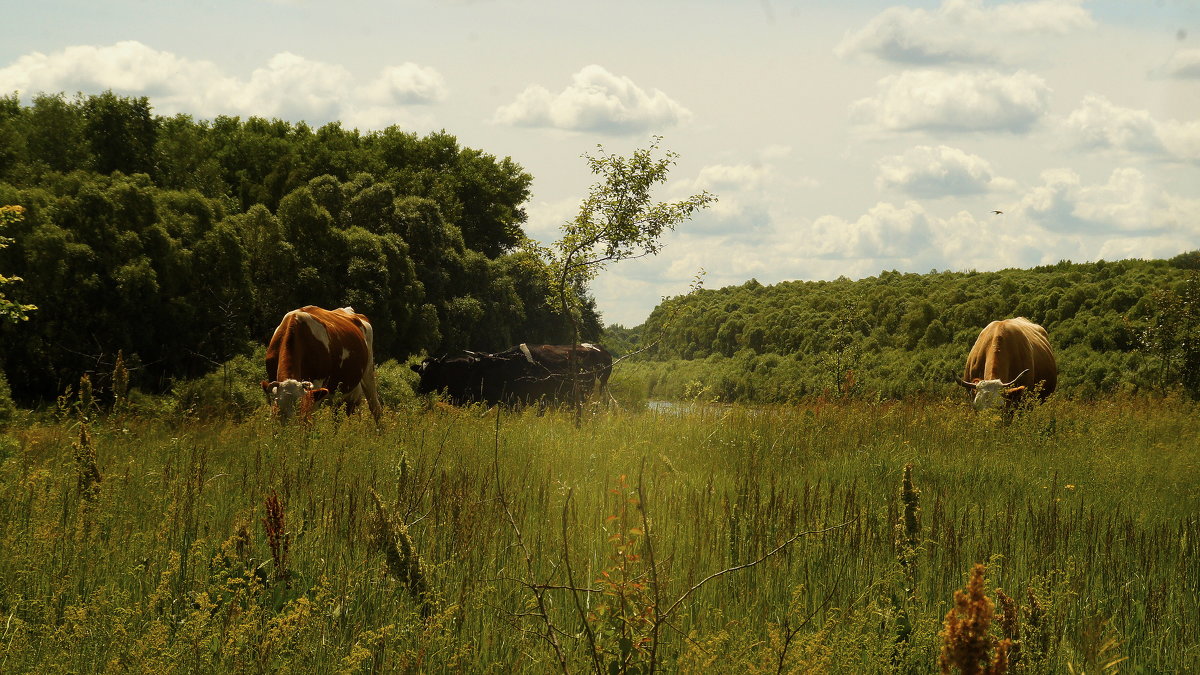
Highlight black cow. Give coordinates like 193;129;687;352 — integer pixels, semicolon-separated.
411;343;613;407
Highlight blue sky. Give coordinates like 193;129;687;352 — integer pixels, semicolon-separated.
3;0;1199;326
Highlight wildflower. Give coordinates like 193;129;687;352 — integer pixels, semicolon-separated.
939;564;1009;674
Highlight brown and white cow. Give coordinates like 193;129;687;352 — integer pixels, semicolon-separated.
262;306;382;422
957;317;1057;410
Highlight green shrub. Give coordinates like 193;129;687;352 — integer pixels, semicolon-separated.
376;358;420;409
171;347;268;419
0;369;15;426
607;368;649;410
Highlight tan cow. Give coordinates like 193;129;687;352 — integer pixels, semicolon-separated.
957;317;1057;410
262;306;382;422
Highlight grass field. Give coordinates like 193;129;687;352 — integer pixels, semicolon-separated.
0;393;1197;673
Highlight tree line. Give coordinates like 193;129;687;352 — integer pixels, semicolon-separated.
0;91;600;401
3;90;1196;407
613;255;1200;402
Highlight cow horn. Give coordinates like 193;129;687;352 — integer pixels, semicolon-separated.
1000;369;1029;387
956;377;977;389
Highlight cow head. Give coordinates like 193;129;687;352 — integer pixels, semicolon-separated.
411;354;486;403
410;357;440;396
956;369;1029;410
262;379;330;420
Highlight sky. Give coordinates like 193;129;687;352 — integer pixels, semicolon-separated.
2;0;1199;326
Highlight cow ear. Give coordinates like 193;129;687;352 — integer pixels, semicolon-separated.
410;363;422;373
1004;385;1027;396
261;380;273;393
309;388;331;403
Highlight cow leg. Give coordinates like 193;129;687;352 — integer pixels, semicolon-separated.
358;364;383;423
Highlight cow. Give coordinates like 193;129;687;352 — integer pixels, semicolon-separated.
411;343;613;407
262;306;383;422
957;317;1057;411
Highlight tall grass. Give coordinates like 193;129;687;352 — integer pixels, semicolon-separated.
0;394;1196;672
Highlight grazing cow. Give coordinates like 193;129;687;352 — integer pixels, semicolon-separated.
262;306;383;422
411;343;613;407
957;317;1057;410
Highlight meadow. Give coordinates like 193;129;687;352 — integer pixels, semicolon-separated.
0;390;1197;673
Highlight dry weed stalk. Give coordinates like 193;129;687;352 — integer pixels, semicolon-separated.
369;489;435;618
892;463;922;665
262;491;290;584
995;588;1021;669
939;564;1010;675
111;350;129;415
73;421;101;504
896;463;921;564
79;373;93;417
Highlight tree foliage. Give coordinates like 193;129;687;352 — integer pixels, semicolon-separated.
619;258;1200;401
531;138;714;336
0;91;593;401
1136;271;1200;397
0;205;35;323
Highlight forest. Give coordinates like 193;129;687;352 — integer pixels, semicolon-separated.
0;91;599;403
610;256;1200;404
1;90;1199;411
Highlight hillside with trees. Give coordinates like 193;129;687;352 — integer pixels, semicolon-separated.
615;255;1200;403
3;91;1197;409
0;91;600;401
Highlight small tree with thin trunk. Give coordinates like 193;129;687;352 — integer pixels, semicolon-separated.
528;138;715;417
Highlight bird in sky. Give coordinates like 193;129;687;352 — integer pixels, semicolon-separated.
991;210;1003;215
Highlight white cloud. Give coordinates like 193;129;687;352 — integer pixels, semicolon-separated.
1160;49;1200;79
1159;119;1200;163
673;164;771;233
684;163;771;192
0;41;230;101
809;201;936;260
876;145;1016;197
1018;167;1200;235
851;69;1051;133
1061;95;1163;154
1061;94;1200;162
0;41;446;129
523;196;580;243
359;63;448;105
1096;236;1197;261
836;0;1094;65
623;167;1200;318
667;158;819;237
491;64;692;134
595;170;1200;324
233;52;353;121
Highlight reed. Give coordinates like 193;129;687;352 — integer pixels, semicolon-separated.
0;394;1194;672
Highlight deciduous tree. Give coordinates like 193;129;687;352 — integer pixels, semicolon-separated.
0;205;35;323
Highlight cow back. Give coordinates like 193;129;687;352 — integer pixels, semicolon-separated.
964;317;1057;398
266;306;371;394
